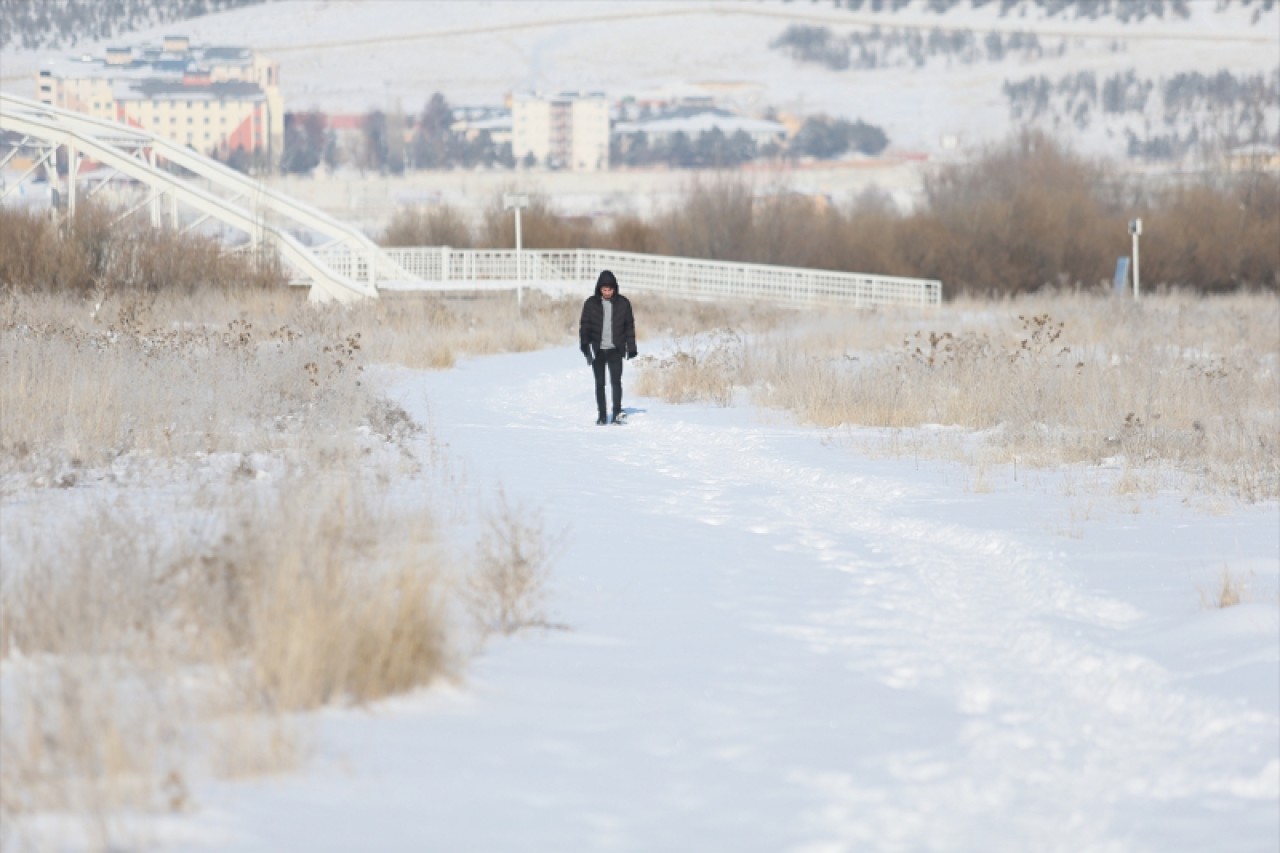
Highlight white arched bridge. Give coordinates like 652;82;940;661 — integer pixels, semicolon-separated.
0;93;941;307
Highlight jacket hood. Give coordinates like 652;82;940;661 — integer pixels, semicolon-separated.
594;269;619;297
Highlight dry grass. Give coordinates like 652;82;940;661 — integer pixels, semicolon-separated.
0;447;558;841
1202;566;1248;609
0;289;368;489
639;294;793;339
0;203;283;296
328;289;789;373
634;329;745;407
0;470;454;825
346;290;574;369
0;281;608;489
464;490;560;639
627;296;790;406
0;281;556;842
0;661;183;821
634;290;1280;500
206;718;306;781
169;473;455;712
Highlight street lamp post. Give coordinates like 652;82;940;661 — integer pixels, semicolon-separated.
504;193;530;308
1128;218;1142;300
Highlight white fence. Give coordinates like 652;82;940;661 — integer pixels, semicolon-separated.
315;246;942;307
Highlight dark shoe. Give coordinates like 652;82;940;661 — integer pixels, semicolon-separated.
611;412;627;424
596;415;608;426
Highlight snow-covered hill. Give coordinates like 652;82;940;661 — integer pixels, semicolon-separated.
2;0;1275;160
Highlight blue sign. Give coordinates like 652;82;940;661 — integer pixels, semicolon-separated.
1113;256;1130;295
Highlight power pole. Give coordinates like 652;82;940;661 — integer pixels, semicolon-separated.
503;193;530;307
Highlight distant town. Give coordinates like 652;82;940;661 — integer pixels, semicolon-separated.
32;35;891;177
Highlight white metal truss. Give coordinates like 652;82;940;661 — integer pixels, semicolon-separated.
0;93;392;302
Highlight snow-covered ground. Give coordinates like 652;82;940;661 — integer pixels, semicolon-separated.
36;342;1263;852
2;0;1276;158
2;2;1278;844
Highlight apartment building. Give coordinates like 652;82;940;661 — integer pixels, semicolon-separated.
35;35;284;165
511;91;609;171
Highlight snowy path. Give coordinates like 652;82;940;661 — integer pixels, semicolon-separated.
197;346;1279;852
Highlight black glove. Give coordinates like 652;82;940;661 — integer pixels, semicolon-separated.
582;348;593;366
626;350;637;360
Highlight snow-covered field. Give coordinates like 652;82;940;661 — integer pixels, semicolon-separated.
2;0;1276;158
11;342;1275;851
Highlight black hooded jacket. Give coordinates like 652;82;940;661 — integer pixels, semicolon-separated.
579;272;636;358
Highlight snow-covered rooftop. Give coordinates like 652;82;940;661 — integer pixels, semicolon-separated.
39;41;258;81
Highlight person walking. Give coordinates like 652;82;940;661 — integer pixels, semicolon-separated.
579;269;637;425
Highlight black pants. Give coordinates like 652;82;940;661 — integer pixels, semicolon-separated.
592;348;624;417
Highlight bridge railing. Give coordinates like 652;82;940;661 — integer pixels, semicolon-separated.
324;247;942;307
